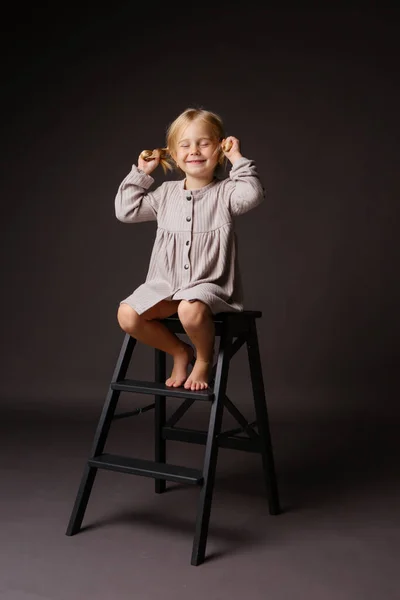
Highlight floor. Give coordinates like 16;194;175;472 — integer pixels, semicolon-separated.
1;394;399;600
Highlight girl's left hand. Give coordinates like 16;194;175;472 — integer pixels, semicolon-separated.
221;136;242;164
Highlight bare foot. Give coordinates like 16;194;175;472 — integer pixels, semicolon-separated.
165;343;194;387
184;358;211;391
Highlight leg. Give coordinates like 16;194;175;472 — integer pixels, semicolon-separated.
247;320;281;515
191;326;232;565
154;348;167;493
67;334;136;535
117;300;194;387
177;300;215;391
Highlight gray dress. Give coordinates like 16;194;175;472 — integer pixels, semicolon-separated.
115;157;265;315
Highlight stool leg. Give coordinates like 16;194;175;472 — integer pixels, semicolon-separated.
154;349;167;493
191;328;232;566
66;334;136;535
247;321;281;515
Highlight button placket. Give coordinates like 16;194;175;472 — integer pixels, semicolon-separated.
183;192;193;279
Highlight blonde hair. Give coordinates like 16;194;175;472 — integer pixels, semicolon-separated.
140;107;230;174
139;148;172;174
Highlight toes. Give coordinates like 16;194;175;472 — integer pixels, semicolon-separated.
184;380;209;390
167;376;188;388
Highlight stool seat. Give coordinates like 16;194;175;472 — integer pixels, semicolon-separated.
162;310;262;337
165;309;262;321
65;309;280;565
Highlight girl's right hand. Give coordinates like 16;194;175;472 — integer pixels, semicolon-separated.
138;149;161;175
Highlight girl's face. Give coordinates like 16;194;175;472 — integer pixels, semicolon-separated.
171;119;220;179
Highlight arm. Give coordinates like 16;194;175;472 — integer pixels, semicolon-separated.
114;165;160;223
222;137;265;216
224;157;265;216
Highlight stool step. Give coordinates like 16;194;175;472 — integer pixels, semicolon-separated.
88;453;203;485
111;379;214;401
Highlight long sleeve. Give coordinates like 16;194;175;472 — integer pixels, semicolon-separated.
115;165;161;223
224;157;265;216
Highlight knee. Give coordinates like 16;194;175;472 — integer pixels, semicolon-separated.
177;300;211;328
117;303;142;334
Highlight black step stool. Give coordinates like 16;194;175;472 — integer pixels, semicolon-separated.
66;310;281;565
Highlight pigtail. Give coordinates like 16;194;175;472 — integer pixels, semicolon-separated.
218;139;232;167
139;148;174;174
220;139;233;153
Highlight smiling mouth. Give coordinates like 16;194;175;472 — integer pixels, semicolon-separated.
187;160;205;163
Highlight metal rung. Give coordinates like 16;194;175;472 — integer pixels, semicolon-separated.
113;403;155;420
88;453;203;485
111;379;214;401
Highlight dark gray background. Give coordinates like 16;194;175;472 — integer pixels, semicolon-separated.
1;5;399;418
1;6;400;599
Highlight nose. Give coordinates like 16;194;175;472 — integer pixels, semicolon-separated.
189;143;200;154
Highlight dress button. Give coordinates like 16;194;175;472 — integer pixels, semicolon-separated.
184;264;189;269
186;216;191;222
186;195;192;201
186;240;190;246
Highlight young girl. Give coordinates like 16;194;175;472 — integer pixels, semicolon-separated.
115;107;265;391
